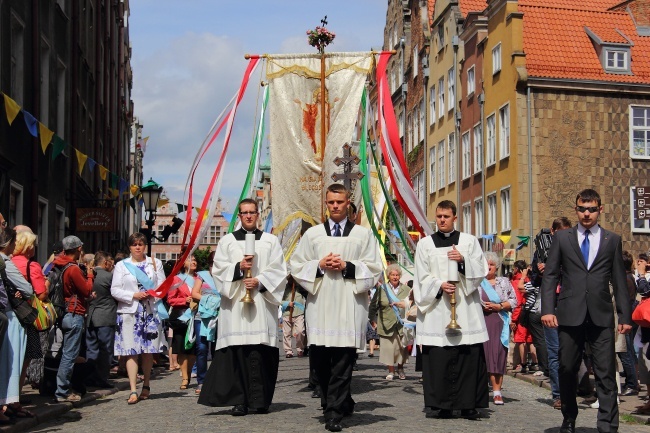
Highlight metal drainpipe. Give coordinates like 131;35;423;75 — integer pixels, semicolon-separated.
527;86;534;262
480;93;485;247
453;38;460;211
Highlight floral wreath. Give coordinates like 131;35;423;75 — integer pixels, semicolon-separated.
307;25;335;54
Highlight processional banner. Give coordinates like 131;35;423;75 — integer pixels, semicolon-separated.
267;52;372;229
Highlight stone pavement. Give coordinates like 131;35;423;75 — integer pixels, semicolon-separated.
5;351;645;433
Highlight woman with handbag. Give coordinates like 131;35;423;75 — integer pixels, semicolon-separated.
479;252;517;405
167;255;199;390
369;264;410;380
110;233;165;405
0;227;35;419
12;229;47;391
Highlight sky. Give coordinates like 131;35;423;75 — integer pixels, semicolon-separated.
129;0;388;213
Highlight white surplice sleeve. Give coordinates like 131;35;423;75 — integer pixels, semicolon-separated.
413;237;443;314
257;233;287;306
458;234;488;297
289;229;322;295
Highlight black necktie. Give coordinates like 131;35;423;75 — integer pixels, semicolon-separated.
333;223;341;237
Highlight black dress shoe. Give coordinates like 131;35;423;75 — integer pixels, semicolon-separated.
461;409;480;419
312;389;321;398
559;419;575;433
231;405;248;416
438;409;453;419
256;406;269;414
325;420;343;432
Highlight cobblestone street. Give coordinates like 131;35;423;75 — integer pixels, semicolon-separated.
26;351;649;433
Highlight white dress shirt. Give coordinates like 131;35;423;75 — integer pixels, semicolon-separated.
329;217;348;235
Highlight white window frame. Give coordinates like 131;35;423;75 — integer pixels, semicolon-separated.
398;111;405;138
500;186;512;231
474;198;484;237
473;122;483;174
438;140;446;190
487;113;496;166
487;193;497;234
630;105;650;159
9;181;24;228
492;42;502;75
437;24;445;51
499;103;510;159
170;253;180;262
429;86;436;125
56;58;66;138
447;67;455;112
605;49;628;71
438;77;445;120
429;147;436;194
155;253;167;261
407;113;413;152
37;197;49;264
462;202;472;234
413;44;419;79
55;205;65;242
461;131;471;180
419;99;426;142
631;187;650;233
467;65;475;96
416;171;426;212
448;132;456;185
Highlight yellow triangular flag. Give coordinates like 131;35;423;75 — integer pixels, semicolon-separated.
158;198;170;207
498;235;511;245
130;185;139;196
108;188;119;199
3;94;21;125
74;149;88;176
38;123;55;154
98;165;108;181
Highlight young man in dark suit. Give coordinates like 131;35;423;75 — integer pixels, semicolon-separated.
541;189;632;433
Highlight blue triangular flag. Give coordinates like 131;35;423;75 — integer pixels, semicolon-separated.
86;158;97;172
118;178;128;195
23;111;38;137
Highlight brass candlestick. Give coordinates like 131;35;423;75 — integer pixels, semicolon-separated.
240;268;255;304
446;290;461;331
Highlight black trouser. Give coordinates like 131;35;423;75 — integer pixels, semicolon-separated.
527;311;548;374
559;322;618;433
310;345;355;421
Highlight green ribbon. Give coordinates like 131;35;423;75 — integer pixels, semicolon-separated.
228;86;269;233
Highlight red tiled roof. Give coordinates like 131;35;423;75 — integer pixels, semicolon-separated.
459;0;487;17
519;0;623;10
521;5;650;84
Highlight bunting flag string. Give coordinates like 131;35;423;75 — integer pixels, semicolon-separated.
1;91;132;195
498;235;511;245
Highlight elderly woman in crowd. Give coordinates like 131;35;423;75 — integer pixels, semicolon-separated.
479;252;517;405
167;255;199;390
369;264;410;380
11;229;48;391
0;227;34;420
111;233;165;404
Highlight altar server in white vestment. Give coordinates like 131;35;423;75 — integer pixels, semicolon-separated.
291;183;382;432
198;199;287;416
414;200;489;420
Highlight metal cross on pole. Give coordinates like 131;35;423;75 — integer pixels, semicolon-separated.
331;142;364;191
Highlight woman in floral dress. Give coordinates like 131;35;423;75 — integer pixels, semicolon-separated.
110;233;165;404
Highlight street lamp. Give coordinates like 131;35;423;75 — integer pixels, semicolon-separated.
140;177;163;257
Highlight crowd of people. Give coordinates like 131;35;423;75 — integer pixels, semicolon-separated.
0;187;649;433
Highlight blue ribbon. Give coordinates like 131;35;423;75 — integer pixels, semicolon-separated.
122;260;155;290
480;278;510;348
281;301;305;314
381;284;415;329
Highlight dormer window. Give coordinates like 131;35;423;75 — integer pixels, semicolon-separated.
606;49;628;71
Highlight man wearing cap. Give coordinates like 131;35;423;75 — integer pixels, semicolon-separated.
52;235;94;402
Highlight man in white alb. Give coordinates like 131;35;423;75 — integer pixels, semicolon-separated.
198;199;287;416
291;183;382;432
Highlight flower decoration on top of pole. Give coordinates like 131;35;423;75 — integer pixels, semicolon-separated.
307;16;335;54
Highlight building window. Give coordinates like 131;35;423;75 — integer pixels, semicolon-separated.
169;253;180;262
462;132;471;179
407;113;413;152
437;24;445;51
447;67;455;112
55;205;65;242
438;77;445;119
170;232;180;243
40;40;51;126
499;104;510;159
412;108;419;147
429;87;436;125
500;187;511;231
487;114;496;166
467;65;475;96
56;59;66;138
605;49;628;72
474;198;484;237
208;225;220;244
398;111;405;138
473;123;483;174
38;197;49;264
415;171;426;212
487;194;497;234
155;253;167;261
419;99;425;142
631;105;650;158
438;140;446;190
448;133;455;185
462;203;471;234
9;181;23;228
413;44;419;78
429;147;436;194
492;43;502;75
10;14;25;105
